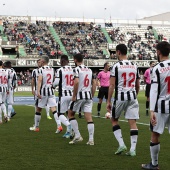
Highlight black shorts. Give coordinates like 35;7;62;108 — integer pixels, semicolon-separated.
98;86;109;99
145;84;151;98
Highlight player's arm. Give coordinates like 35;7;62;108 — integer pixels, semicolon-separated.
91;78;96;98
72;77;79;101
31;78;35;95
96;72;101;87
143;70;147;84
37;75;42;99
107;76;115;112
135;78;140;95
136;68;140;95
150;68;158;126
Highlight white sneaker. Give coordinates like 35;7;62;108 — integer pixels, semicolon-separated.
69;136;83;144
7;117;10;121
29;126;39;132
86;141;94;145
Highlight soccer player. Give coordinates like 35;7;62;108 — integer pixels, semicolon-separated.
141;41;170;170
3;61;17;121
144;61;155;116
0;60;9;123
31;59;52;120
53;55;73;137
30;56;70;132
97;62;110;117
68;53;96;145
107;44;140;156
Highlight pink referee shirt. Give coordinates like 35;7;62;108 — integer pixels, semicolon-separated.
97;71;110;87
144;68;151;84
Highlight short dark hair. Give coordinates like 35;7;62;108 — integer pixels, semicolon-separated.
149;61;155;65
0;60;3;66
41;56;49;64
104;62;109;68
116;44;127;55
73;53;83;62
156;41;170;56
61;55;69;61
4;61;12;68
37;59;41;63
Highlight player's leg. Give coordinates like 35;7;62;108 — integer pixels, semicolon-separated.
125;99;139;156
7;90;14;121
145;84;150;116
141;112;166;169
112;100;127;154
83;100;94;145
68;101;83;144
30;97;45;132
1;92;7;122
45;105;52;120
97;87;103;117
141;132;160;170
0;94;2;123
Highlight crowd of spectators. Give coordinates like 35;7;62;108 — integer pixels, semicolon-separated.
3;20;62;59
53;21;107;59
17;70;32;86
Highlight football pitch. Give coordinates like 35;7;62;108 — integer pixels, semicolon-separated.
1;91;170;170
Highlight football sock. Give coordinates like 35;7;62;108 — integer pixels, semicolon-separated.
11;106;15;113
69;118;80;138
113;125;125;147
87;122;94;141
66;124;71;133
150;142;160;166
97;103;101;114
130;129;138;152
1;103;7;117
59;115;70;126
45;105;50;117
8;105;12;118
53;111;61;126
35;112;41;127
146;101;149;115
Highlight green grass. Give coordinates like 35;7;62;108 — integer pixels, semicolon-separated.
1;91;169;170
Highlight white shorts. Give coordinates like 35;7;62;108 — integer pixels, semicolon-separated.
7;89;14;105
69;99;93;113
57;96;72;113
2;92;7;103
151;112;170;134
112;99;139;119
38;95;57;108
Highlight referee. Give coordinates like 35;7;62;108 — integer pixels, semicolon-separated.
97;62;110;117
144;61;155;116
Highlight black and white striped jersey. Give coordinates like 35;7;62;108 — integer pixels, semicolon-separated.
6;68;17;89
110;60;140;101
73;65;94;100
54;65;73;97
38;66;55;96
0;68;9;92
150;60;170;113
32;68;39;90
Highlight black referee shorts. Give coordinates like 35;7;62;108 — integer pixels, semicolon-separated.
145;84;151;98
98;86;109;99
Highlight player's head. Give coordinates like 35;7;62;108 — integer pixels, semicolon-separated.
156;41;170;62
116;44;127;60
104;62;110;71
73;53;83;66
60;55;69;66
4;61;12;68
0;60;3;67
149;61;155;68
41;56;49;66
37;59;42;68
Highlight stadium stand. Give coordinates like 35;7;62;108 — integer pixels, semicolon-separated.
52;22;107;59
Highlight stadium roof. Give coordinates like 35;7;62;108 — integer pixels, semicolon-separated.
142;12;170;21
